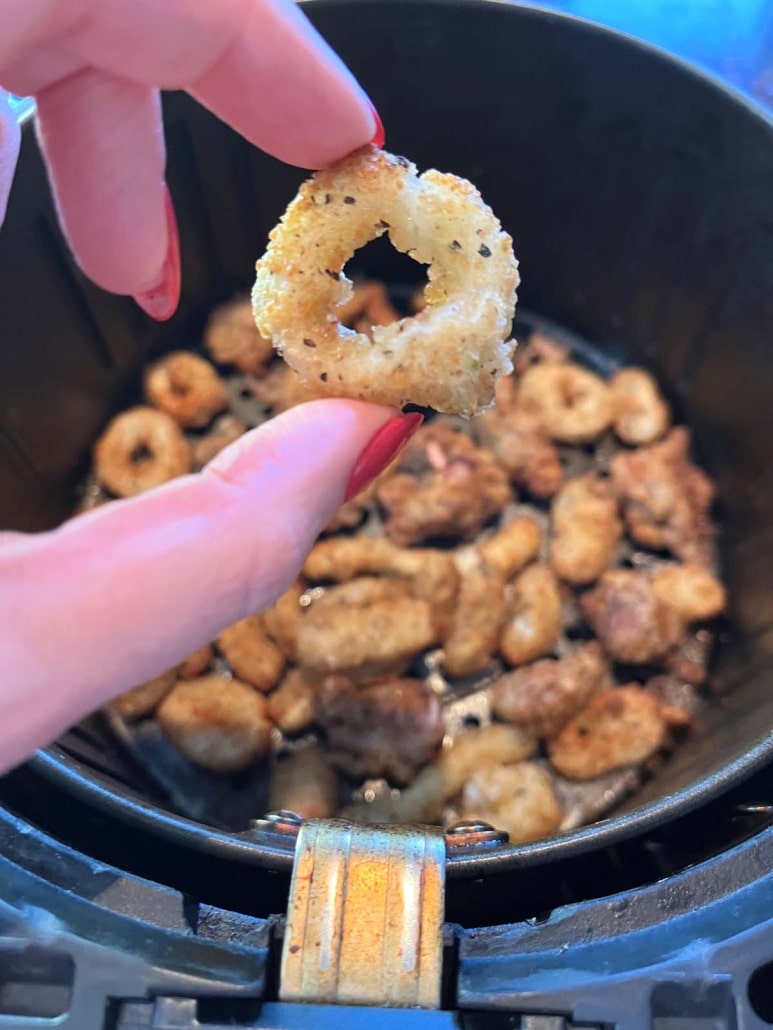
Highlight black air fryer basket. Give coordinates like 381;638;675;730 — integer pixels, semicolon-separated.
2;0;773;916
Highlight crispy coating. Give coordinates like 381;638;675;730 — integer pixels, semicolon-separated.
443;548;507;679
112;669;177;720
144;352;229;429
252;146;519;416
158;675;272;773
335;281;400;330
517;362;614;444
652;563;726;622
316;676;444;783
303;537;460;637
610;427;715;563
512;331;570;376
393;724;537;823
580;570;684;664
548;686;669;780
376;423;511;546
477;517;542;578
262;581;304;662
500;563;562;667
480;407;564;498
610;368;670;445
94;407;191;497
178;644;213;679
267;668;318;735
492;642;608;739
460;762;564;843
550;473;622;585
205;297;275;376
268;746;339;819
297;581;437;679
216;614;285;693
191;414;246;469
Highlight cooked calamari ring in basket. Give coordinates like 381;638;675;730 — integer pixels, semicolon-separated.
252;146;520;416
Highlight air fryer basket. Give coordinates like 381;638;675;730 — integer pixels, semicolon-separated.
2;0;773;878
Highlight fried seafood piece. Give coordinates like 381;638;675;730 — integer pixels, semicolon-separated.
335;281;400;330
191;414;247;469
550;473;622;585
267;668;318;735
548;686;679;780
94;407;191;497
460;762;564;844
262;581;304;662
316;675;444;784
250;361;326;414
491;642;608;739
303;537;460;638
477;517;543;577
512;331;570;376
580;570;684;665
216;613;285;693
268;746;339;819
112;669;177;720
500;563;562;667
178;644;213;679
375;423;511;546
443;548;507;679
296;579;437;679
157;675;273;773
144;352;229;429
479;407;564;498
651;563;726;623
393;724;537;823
204;296;275;377
516;362;614;444
610;427;715;563
609;368;670;445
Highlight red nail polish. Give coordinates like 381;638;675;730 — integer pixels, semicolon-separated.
133;186;181;322
369;101;385;148
344;412;423;501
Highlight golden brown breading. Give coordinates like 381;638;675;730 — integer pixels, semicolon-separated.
460;762;564;843
651;563;726;622
548;686;669;780
93;407;191;497
112;669;177;720
610;427;715;563
477;516;542;578
443;548;507;679
480;407;564;497
178;644;213;679
144;352;229;429
268;746;339;819
267;668;319;735
516;362;614;444
216;614;285;693
157;675;272;773
609;368;670;445
316;675;444;783
205;296;275;377
376;423;511;546
500;563;562;667
249;361;325;414
550;473;622;585
262;581;305;663
580;570;684;665
491;642;608;739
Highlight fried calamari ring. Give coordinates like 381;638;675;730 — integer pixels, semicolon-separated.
93;407;191;497
145;352;229;429
252;146;519;416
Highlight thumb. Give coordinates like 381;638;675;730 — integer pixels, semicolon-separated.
0;400;419;770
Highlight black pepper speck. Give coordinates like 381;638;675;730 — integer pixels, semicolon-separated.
303;338;317;348
478;244;492;258
320;372;328;382
451;240;462;251
344;196;356;205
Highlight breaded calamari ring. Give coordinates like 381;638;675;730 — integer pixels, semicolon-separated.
144;352;229;428
205;297;275;376
94;407;191;497
216;613;285;693
252;146;519;416
517;362;613;444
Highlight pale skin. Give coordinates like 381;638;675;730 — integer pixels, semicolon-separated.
0;0;396;773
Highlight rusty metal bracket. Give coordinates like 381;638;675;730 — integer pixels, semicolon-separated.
280;818;446;1009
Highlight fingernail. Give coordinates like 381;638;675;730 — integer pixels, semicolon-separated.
344;412;423;501
369;101;385;148
132;185;181;322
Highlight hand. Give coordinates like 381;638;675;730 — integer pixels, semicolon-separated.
0;0;415;773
